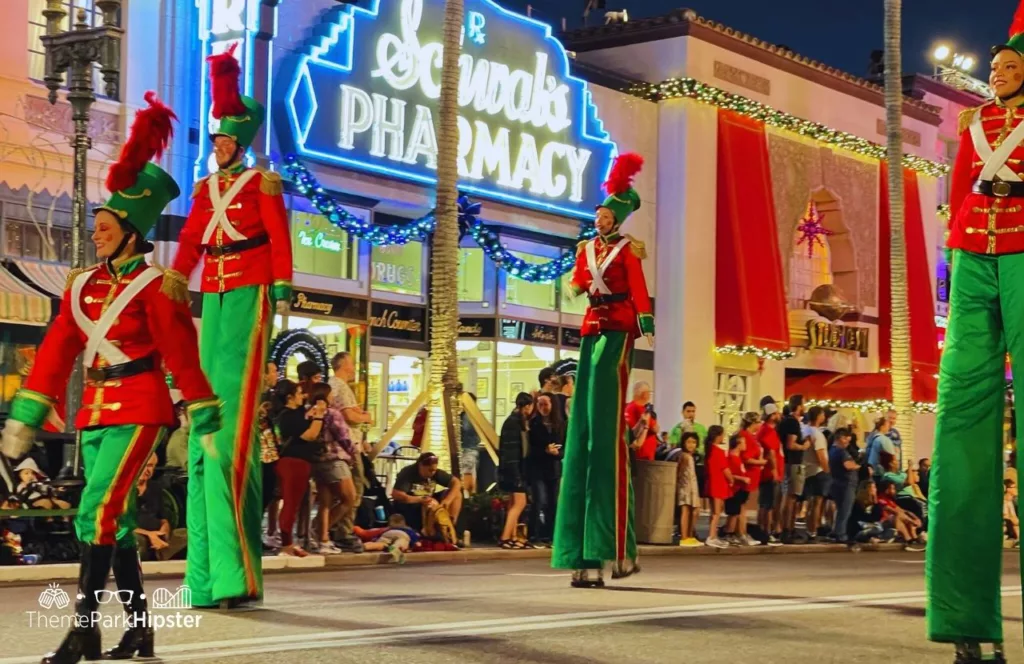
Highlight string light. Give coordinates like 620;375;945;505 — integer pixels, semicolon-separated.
805;398;937;414
283;154;597;283
715;344;795;361
269;329;330;377
937;204;951;222
627;78;949;179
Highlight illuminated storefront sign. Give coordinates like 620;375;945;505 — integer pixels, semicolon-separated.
458;316;497;339
806;320;870;357
370;302;427;345
290;289;369;322
280;0;617;219
501;318;559;345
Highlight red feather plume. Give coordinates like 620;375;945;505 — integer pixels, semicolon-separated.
207;42;247;119
1012;0;1024;38
105;91;177;193
602;152;644;196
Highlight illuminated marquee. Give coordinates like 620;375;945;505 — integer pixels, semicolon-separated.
279;0;617;219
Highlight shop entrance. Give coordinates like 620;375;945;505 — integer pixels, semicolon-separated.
368;350;426;447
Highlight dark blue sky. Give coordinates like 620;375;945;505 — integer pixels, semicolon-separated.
505;0;1011;79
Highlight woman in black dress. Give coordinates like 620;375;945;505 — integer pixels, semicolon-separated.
527;393;564;547
498;393;534;549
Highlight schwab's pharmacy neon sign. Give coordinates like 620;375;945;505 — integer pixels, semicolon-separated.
279;0;617;219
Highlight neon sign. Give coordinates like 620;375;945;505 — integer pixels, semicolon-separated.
279;0;617;219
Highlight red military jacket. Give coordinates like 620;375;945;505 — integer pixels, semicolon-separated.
948;100;1024;255
21;256;216;430
173;165;293;293
570;233;654;338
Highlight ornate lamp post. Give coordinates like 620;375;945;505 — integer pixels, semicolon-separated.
38;0;123;446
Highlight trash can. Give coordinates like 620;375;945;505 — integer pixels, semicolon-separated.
634;459;677;544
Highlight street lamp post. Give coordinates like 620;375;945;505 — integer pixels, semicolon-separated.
38;0;123;454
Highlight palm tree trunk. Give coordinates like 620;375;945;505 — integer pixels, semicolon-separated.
426;0;464;471
884;0;915;463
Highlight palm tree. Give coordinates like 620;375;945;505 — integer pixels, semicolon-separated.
884;0;915;461
426;0;465;470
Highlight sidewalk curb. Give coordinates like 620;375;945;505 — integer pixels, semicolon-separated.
0;542;922;584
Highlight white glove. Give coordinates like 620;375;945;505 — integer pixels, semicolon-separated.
1;420;36;459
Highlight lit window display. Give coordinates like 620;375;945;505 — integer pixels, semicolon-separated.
494;342;556;418
560;270;587;317
271;314;369;404
457;340;495;425
504;251;556;311
372;242;424;297
367;353;425;445
291;209;361;280
458;247;486;302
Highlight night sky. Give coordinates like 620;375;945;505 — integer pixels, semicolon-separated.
505;0;1013;80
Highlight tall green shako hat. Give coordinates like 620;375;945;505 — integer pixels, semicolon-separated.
207;42;265;150
598;152;644;226
97;91;180;253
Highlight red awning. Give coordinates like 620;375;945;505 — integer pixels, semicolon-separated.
878;165;940;375
715;110;790;352
785;371;937;404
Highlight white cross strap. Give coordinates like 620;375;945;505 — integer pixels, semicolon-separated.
585;238;630;296
71;266;162;369
201;169;258;244
971;113;1024;183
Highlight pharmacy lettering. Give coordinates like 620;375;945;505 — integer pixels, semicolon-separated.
280;0;616;219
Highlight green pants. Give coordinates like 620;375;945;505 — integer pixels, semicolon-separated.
186;285;269;605
77;425;167;547
552;331;637;569
927;250;1022;643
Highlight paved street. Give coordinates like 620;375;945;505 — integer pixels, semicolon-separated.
0;551;1020;663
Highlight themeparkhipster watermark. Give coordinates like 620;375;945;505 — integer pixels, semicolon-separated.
28;583;203;629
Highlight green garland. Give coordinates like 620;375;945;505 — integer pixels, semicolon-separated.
628;78;949;179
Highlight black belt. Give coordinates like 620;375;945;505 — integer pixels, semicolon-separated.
972;180;1024;198
86;354;156;382
205;233;268;257
589;292;629;306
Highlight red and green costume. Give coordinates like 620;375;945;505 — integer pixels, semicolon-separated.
552;154;654;577
171;44;292;608
927;4;1024;657
1;93;220;663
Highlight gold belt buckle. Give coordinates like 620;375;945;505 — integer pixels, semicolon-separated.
993;181;1012;197
85;367;107;382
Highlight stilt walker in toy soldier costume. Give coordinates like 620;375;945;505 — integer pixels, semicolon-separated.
551;153;654;587
0;92;221;664
928;4;1024;662
170;43;292;609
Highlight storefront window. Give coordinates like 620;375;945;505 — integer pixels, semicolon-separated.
291;209;360;280
458;247;486;302
494;342;556;419
367;353;425;446
713;371;750;432
372;242;423;297
271;315;369;406
559;348;580;363
457;340;495;425
504;251;556;311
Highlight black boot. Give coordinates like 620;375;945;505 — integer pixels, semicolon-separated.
42;544;113;664
102;548;154;660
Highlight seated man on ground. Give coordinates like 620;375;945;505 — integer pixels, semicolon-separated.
391;452;463;536
134;454;188;561
877;479;924;551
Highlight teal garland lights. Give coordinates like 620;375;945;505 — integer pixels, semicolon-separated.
283;155;597;283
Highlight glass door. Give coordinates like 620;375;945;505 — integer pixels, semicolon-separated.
367;356;385;443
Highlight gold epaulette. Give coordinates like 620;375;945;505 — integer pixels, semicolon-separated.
625;234;647;261
576;239;589;256
159;268;190;304
191;176;209;199
256;167;284;196
64;264;99;292
958;102;991;135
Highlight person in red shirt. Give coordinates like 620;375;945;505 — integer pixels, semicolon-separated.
704;425;731;548
756;402;784;545
738;412;767;546
624;382;659;461
724;433;753;545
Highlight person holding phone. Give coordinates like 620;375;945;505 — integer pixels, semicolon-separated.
528;393;565;547
273;380;323;558
624;382;659;461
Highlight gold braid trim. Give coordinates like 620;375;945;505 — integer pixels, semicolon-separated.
576;239;589;256
257;168;283;196
64;264;99;292
625;234;647;261
159;268;190;303
958;103;989;135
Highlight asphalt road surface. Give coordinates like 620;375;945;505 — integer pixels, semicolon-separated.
0;551;1021;663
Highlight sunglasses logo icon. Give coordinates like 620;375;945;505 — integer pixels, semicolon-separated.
92;590;135;604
